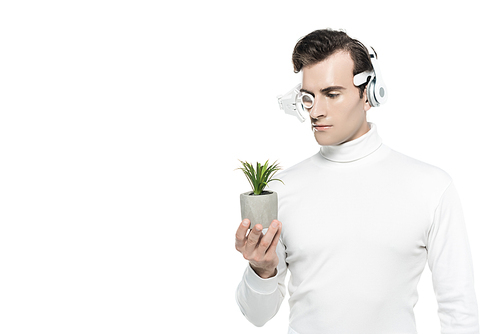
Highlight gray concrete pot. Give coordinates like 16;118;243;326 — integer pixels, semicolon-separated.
240;191;278;230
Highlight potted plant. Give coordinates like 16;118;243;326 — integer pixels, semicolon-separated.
237;159;284;230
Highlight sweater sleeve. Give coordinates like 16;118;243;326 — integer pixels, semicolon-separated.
235;235;287;327
426;180;479;334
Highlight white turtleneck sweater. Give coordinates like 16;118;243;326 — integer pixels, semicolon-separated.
235;122;479;334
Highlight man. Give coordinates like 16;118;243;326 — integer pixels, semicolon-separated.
235;29;479;334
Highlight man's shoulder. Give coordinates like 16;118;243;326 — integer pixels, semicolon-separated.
385;146;453;185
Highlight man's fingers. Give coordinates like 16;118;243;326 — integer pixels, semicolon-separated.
259;220;281;252
236;220;281;256
235;219;251;251
266;220;282;254
246;224;263;247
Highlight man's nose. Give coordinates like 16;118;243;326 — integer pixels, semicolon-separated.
309;97;325;119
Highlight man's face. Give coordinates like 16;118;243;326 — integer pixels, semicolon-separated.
301;51;371;146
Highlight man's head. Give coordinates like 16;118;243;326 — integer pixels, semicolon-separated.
292;29;375;99
292;29;374;146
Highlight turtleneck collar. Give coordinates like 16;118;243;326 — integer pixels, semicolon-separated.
319;122;383;163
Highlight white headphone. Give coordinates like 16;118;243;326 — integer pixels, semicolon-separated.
361;45;388;107
277;42;388;122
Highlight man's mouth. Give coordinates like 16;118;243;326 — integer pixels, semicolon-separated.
313;124;332;131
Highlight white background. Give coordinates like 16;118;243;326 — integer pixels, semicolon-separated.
1;1;498;333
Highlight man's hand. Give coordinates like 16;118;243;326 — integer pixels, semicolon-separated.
235;219;282;279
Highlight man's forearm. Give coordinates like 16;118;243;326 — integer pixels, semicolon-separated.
235;264;285;327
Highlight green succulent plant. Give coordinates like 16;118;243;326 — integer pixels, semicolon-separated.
237;159;284;195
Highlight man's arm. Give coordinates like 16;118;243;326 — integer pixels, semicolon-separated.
235;219;287;327
427;180;479;334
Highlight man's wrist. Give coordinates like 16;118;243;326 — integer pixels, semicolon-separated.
250;264;277;279
244;264;279;295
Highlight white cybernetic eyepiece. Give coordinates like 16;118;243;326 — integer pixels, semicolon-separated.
277;84;307;122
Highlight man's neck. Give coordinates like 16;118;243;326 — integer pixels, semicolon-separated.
319;122;383;163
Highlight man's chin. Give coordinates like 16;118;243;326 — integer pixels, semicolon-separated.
314;136;333;146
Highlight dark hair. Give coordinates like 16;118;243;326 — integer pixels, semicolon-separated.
292;29;375;98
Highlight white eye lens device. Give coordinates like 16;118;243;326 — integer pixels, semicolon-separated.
276;84;307;122
298;91;314;109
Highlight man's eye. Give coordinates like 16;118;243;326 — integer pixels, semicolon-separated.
327;93;339;98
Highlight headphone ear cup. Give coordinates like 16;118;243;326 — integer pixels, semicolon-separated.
367;77;379;107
